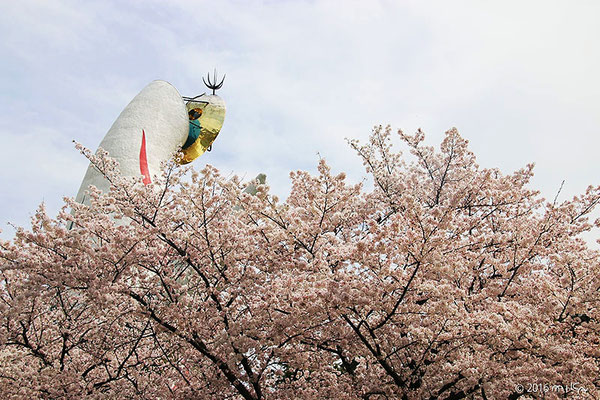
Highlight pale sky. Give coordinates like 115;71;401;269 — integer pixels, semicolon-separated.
1;0;599;242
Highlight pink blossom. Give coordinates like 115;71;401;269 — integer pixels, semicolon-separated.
0;126;598;398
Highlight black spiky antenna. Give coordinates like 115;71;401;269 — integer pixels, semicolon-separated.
203;69;225;95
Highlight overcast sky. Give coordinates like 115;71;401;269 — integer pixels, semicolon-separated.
1;0;599;242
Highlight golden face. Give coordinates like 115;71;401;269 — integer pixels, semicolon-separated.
177;94;226;165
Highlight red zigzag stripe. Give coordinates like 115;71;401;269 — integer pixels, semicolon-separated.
140;129;151;185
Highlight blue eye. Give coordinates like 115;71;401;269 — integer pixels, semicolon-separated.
188;108;203;120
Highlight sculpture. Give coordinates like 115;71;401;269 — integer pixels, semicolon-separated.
74;73;226;205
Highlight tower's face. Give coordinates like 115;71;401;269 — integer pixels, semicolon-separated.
177;94;226;164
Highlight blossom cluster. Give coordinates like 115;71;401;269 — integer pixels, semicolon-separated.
1;127;598;399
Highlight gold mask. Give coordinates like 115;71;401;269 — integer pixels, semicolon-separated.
177;93;226;165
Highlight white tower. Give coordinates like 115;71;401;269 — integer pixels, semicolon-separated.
74;80;189;204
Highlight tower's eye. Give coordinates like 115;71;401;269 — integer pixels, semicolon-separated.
188;108;203;120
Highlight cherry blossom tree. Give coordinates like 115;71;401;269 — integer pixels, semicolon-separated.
1;126;599;399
